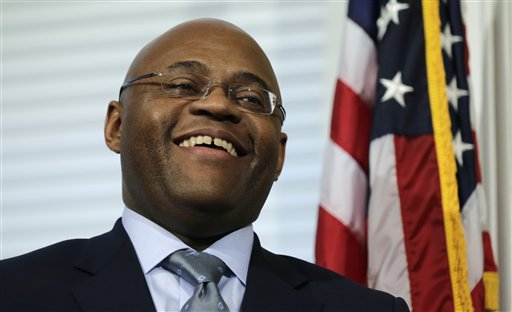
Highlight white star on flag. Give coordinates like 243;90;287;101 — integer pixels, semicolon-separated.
387;0;410;24
380;72;414;107
377;0;409;40
452;130;474;166
377;7;391;40
441;24;462;58
446;77;468;111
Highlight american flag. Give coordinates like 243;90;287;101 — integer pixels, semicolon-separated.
315;0;499;311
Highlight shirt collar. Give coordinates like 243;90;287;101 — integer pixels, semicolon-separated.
121;207;253;286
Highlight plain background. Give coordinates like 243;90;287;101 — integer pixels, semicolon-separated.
2;1;510;309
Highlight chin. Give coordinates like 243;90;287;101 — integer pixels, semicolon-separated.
180;198;242;217
173;182;239;210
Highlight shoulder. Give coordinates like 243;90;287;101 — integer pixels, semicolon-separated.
260;248;409;311
1;238;92;285
1;238;87;274
1;220;125;278
0;221;127;310
0;238;91;310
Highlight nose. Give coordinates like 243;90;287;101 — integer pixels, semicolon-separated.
188;86;242;123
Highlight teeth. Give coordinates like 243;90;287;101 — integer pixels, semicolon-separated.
214;138;223;148
179;135;238;157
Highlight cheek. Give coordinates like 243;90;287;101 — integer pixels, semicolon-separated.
122;104;175;171
251;131;281;177
151;110;163;121
126;99;180;144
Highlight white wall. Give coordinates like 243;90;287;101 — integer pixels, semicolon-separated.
465;1;512;308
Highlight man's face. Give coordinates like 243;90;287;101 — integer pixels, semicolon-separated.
105;19;287;240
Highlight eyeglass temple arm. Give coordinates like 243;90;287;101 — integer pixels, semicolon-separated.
277;105;286;125
118;72;163;99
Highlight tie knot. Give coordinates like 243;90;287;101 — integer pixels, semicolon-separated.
163;249;229;286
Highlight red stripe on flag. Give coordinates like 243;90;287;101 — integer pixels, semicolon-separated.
394;135;454;311
330;79;372;174
482;232;498;272
315;206;367;285
470;278;485;312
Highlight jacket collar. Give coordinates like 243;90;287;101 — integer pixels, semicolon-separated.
71;219;155;312
240;235;323;312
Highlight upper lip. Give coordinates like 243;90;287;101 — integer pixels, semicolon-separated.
173;128;249;156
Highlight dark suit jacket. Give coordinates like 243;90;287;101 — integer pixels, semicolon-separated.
0;219;409;311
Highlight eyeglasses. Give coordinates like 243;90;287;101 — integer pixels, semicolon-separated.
119;71;286;124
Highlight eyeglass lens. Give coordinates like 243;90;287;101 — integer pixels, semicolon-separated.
157;73;276;115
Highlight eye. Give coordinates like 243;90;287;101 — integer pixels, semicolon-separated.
169;83;194;90
232;88;268;112
161;77;203;97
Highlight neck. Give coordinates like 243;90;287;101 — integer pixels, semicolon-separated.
171;231;228;251
124;201;236;251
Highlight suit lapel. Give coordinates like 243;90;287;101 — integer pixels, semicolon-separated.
241;235;323;312
71;219;155;312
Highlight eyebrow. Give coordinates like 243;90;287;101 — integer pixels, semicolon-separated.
231;71;271;91
167;61;209;74
166;60;272;91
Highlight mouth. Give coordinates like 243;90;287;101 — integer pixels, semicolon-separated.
177;135;239;157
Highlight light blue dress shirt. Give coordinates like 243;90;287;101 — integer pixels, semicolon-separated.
122;207;253;312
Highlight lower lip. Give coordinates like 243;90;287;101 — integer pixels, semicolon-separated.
177;145;237;160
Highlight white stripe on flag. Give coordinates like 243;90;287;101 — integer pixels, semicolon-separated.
319;139;367;242
367;134;411;306
461;185;485;290
338;18;378;106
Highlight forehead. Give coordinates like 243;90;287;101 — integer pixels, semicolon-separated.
130;21;279;94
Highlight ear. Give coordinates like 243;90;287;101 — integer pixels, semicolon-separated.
274;132;287;181
104;100;123;153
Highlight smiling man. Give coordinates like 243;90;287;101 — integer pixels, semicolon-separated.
0;19;409;311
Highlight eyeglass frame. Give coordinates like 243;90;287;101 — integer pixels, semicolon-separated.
118;72;286;124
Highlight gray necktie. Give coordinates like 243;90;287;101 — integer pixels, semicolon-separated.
162;249;230;312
